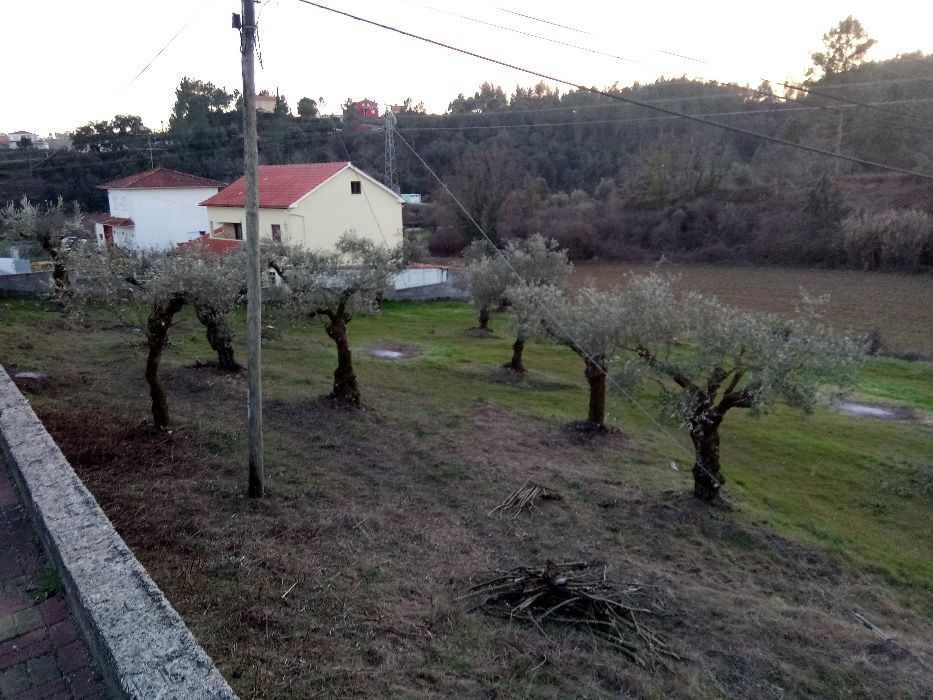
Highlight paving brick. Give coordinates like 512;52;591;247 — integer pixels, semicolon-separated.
0;630;53;671
0;661;30;696
56;639;89;674
37;599;68;627
47;620;78;647
9;677;70;700
12;607;42;634
27;653;60;685
67;666;100;698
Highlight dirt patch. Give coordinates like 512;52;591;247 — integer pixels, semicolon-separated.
365;340;421;360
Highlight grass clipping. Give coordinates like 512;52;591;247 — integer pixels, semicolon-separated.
464;561;678;666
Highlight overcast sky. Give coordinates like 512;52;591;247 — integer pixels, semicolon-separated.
4;0;931;135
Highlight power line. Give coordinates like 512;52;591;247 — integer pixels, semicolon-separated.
396;98;933;132
293;1;933;181
488;6;933;128
120;0;212;94
393;125;932;671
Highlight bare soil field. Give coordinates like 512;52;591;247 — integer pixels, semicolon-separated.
572;263;933;358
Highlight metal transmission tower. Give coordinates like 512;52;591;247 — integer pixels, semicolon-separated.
383;109;400;194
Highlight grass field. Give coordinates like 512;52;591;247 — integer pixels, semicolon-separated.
1;265;932;698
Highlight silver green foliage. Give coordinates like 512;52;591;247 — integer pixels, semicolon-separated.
0;196;83;258
618;273;863;426
273;233;403;320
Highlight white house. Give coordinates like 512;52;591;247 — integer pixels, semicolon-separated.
95;167;224;250
6;131;48;150
200;162;403;250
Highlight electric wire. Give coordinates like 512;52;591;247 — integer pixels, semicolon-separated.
293;0;933;181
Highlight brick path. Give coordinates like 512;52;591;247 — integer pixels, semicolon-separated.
0;458;106;699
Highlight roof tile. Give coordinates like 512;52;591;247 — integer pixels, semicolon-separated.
200;162;349;209
100;167;225;190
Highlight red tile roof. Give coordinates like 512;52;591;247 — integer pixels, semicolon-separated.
175;235;243;257
200;162;349;209
97;215;134;227
100;167;225;191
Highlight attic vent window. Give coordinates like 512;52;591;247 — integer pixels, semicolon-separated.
350;181;362;195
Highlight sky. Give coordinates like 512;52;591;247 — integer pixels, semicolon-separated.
4;0;931;135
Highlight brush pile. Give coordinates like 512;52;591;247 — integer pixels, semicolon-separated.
464;560;678;666
488;479;561;517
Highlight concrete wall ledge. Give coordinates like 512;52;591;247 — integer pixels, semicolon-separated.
0;365;237;699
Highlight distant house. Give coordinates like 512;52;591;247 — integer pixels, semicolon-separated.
200;162;403;250
255;90;277;113
96;167;225;249
347;98;379;119
7;131;48;150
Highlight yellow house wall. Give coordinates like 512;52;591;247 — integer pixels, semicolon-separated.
204;167;402;251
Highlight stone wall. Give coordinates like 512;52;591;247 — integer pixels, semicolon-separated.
0;366;237;699
0;271;54;297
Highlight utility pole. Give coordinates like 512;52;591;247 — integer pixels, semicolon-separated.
833;108;845;176
239;0;264;498
384;109;399;194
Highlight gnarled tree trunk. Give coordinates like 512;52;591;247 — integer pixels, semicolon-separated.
324;314;360;406
145;294;186;428
584;359;606;426
196;306;240;372
477;305;492;332
503;337;525;373
690;412;724;501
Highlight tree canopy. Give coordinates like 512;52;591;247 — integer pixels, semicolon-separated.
809;15;877;79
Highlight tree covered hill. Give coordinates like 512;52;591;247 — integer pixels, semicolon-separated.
2;51;932;270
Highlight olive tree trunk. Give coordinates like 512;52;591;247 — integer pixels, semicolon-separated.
477;305;492;331
196;306;240;372
324;313;360;406
145;295;186;428
690;412;725;501
503;338;525;373
584;359;606;426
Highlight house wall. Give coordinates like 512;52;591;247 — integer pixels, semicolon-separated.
205;167;403;251
107;187;219;250
292;167;402;249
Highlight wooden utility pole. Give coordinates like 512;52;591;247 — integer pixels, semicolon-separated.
240;0;264;497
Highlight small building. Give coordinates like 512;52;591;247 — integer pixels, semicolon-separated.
255;90;277;113
347;98;379;120
200;162;403;250
7;131;48;150
96;167;225;249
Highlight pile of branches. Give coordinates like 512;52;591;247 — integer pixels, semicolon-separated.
488;479;561;517
463;560;678;666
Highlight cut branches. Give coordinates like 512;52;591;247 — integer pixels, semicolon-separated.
488;479;561;517
464;561;678;666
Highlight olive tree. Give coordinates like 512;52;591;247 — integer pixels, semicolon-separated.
173;247;246;372
501;235;572;372
619;274;862;501
463;240;514;331
272;234;402;406
0;196;83;289
513;284;628;427
65;246;190;428
464;235;571;340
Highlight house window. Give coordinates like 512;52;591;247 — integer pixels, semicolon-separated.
271;224;281;242
350;181;362;195
233;223;243;240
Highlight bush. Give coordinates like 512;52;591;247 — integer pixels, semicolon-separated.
427;226;468;256
842;209;933;271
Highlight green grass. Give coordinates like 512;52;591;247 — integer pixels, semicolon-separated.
2;294;932;696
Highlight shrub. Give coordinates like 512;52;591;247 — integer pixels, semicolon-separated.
842;209;933;271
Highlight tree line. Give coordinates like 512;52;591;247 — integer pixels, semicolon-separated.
1;18;932;271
